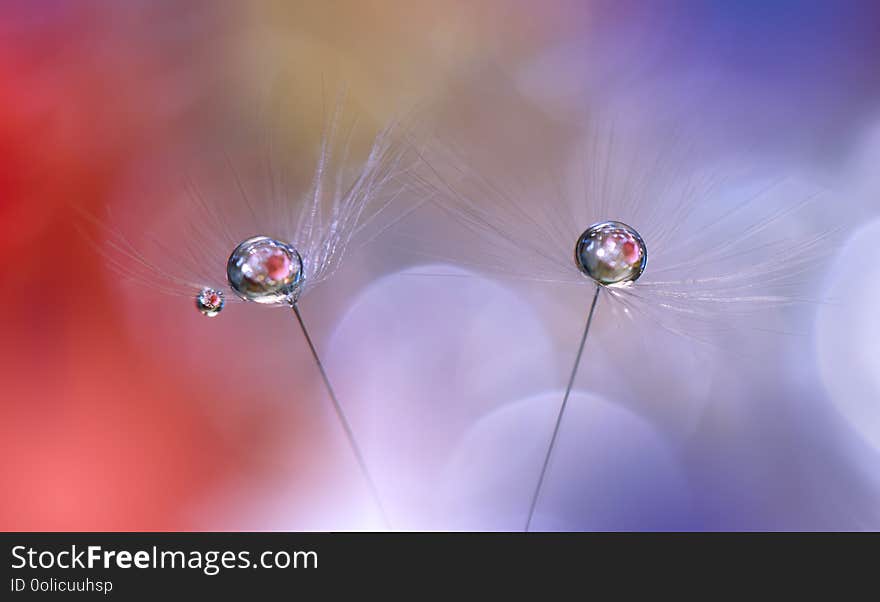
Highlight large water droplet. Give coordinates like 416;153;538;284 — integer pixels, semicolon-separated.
575;221;647;286
227;236;304;304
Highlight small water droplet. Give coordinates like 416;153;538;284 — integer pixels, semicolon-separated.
195;287;225;317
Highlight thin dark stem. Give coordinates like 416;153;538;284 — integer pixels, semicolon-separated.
291;302;391;530
525;285;601;532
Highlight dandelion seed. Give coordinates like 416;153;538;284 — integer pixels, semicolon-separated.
83;90;415;529
411;74;829;531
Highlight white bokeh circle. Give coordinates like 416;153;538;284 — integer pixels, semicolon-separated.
817;218;880;452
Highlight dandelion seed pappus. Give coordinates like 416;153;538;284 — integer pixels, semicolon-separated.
83;87;415;530
409;71;831;531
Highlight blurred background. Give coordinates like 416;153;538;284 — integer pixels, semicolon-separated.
2;0;880;531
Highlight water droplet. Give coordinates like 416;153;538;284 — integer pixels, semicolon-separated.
226;236;304;304
195;287;225;317
575;221;647;286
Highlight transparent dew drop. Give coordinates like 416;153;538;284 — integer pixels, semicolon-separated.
575;221;647;286
195;287;225;317
226;236;304;304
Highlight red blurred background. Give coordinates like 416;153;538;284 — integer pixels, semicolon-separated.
0;2;241;530
0;0;556;531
